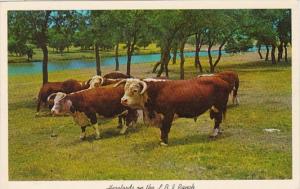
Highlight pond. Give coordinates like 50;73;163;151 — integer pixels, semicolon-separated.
8;47;260;76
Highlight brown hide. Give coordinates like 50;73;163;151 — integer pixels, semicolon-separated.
36;79;84;113
103;72;131;79
67;86;136;125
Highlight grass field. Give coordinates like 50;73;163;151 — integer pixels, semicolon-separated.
8;51;292;180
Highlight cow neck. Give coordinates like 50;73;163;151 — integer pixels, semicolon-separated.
68;92;85;113
143;81;165;112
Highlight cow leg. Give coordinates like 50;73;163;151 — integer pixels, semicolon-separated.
120;114;128;134
160;113;174;146
87;112;100;139
117;116;123;129
209;109;223;137
80;126;86;140
93;124;101;140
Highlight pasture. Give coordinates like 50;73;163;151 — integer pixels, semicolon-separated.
8;51;292;180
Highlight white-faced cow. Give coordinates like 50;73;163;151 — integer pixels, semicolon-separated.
115;77;231;146
49;86;137;140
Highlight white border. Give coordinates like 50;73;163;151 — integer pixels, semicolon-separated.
0;1;299;189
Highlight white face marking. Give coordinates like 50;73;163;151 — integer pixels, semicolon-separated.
121;79;147;109
89;75;103;89
51;92;70;115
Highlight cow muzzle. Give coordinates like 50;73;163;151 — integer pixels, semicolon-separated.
121;97;128;106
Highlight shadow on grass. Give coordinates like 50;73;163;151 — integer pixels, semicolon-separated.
136;131;233;150
63;124;144;146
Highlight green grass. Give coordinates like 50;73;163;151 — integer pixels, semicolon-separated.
8;43;161;63
8;51;292;180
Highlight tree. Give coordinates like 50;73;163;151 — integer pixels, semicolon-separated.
151;10;185;77
277;10;291;63
202;10;244;72
9;11;52;84
225;35;253;54
119;10;151;76
91;11;116;75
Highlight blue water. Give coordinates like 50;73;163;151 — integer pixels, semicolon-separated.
8;47;261;76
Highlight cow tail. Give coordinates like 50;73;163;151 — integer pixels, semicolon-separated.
222;107;227;121
233;77;239;98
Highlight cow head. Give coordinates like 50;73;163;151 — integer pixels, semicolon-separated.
48;92;73;115
88;75;104;89
114;78;148;109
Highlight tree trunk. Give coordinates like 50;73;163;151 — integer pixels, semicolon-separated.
179;40;186;80
126;45;132;76
126;37;136;76
284;42;288;63
208;43;214;73
258;44;263;59
95;43;101;76
172;47;177;64
271;44;276;64
41;44;48;84
265;45;269;61
212;42;226;72
153;52;163;73
115;43;119;71
194;33;203;73
277;41;283;62
157;46;171;77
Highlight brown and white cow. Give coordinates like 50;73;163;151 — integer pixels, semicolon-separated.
36;79;85;115
36;74;126;115
115;77;231;146
50;86;138;140
198;71;240;105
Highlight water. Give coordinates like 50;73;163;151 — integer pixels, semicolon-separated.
8;47;262;76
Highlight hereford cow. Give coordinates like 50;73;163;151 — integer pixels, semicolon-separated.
36;74;118;115
198;71;240;105
115;77;231;146
49;86;138;139
36;79;84;115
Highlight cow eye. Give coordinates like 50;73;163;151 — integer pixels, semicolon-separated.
133;89;138;93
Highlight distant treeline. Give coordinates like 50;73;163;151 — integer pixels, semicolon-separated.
8;9;291;83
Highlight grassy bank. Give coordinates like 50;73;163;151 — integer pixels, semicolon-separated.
8;51;292;180
8;43;162;63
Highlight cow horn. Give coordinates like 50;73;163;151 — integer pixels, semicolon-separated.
113;79;127;87
139;80;147;94
99;76;104;86
47;93;57;102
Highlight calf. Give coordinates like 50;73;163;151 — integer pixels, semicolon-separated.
115;77;231;146
50;86;137;139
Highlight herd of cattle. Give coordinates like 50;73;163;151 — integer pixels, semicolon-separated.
36;71;239;146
